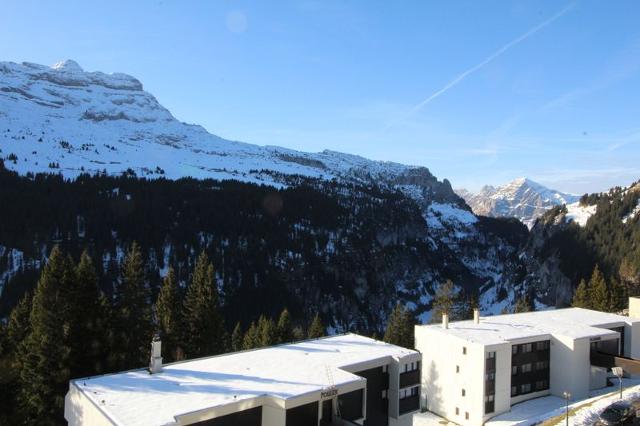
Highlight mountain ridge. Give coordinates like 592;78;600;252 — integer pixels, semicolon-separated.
456;177;580;228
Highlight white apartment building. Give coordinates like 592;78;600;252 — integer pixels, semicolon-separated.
64;333;421;426
414;307;640;425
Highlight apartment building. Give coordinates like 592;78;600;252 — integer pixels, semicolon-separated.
64;334;421;426
414;307;640;425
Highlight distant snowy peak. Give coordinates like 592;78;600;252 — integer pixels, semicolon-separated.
456;177;580;228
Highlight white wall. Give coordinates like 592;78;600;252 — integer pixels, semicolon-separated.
549;336;591;401
64;384;115;426
485;342;511;422
261;405;286;426
415;326;486;426
629;297;640;320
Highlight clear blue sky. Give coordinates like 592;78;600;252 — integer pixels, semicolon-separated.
2;0;639;193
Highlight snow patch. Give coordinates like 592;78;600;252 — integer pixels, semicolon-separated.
565;202;597;227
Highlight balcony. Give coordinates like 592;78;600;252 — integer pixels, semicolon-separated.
399;369;420;388
399;394;420;415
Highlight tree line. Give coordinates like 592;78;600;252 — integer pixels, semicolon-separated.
0;242;422;425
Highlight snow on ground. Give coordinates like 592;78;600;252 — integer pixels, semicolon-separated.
486;378;640;426
623;200;640;224
565;202;597;227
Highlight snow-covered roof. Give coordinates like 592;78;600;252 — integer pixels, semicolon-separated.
72;333;417;426
419;308;639;346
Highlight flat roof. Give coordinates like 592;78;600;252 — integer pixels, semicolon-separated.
72;333;417;426
418;308;639;345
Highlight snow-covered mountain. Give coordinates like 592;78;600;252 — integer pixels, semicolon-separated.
456;178;580;228
0;59;537;319
0;59;462;208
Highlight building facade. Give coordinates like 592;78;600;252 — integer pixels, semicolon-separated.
415;308;640;425
64;334;421;426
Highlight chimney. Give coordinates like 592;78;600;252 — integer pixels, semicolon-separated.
474;308;480;324
442;312;449;329
149;334;163;374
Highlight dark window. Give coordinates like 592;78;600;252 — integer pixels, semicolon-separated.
520;383;531;394
536;341;549;351
192;406;262;426
512;365;517;376
456;365;460;373
286;401;318;426
521;363;532;373
462;389;466;397
338;389;364;422
522;343;532;353
463;347;467;355
456;407;459;415
487;351;496;358
485;372;495;381
536;380;549;391
465;412;469;420
511;386;518;397
485;394;495;414
512;345;518;355
535;360;549;370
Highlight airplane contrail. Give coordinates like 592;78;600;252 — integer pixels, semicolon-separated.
384;2;576;131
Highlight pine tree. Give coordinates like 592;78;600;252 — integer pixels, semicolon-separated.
155;267;183;362
307;314;325;339
276;308;293;344
65;251;102;379
182;252;225;358
590;265;610;312
243;321;259;350
4;292;32;356
114;242;152;369
608;278;626;313
514;295;534;313
292;326;305;341
18;246;72;424
231;322;243;351
572;279;591;308
430;279;456;323
383;304;414;349
257;315;277;347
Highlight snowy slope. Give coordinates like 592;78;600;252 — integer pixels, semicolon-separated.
457;177;579;228
0;60;453;193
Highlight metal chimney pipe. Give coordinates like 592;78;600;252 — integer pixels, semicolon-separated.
474;308;480;324
442;312;449;329
150;334;163;374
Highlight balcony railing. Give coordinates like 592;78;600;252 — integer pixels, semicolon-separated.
399;369;420;388
398;395;420;415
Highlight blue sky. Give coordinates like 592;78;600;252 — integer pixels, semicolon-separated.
1;0;639;193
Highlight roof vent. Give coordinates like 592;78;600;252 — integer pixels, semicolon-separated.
442;312;449;329
149;334;163;374
474;308;480;324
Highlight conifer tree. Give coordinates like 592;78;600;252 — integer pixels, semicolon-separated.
18;246;72;424
243;321;259;350
276;308;293;344
430;279;456;323
590;265;610;312
155;268;183;362
5;292;32;356
231;322;243;351
513;294;534;313
114;242;152;369
383;303;414;349
64;251;102;379
258;315;277;347
307;314;325;339
292;326;305;341
608;278;626;313
572;279;591;308
182;251;225;358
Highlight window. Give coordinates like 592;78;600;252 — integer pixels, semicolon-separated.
485;372;495;381
536;341;550;351
485;394;495;414
399;386;419;399
512;365;517;376
456;365;460;373
536;380;549;391
463;346;467;355
511;386;518;397
382;389;387;399
522;343;532;353
465;412;469;420
486;351;496;358
456;407;459;415
411;386;419;397
462;389;466;397
535;360;549;370
512;345;518;355
521;363;532;373
520;383;532;394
